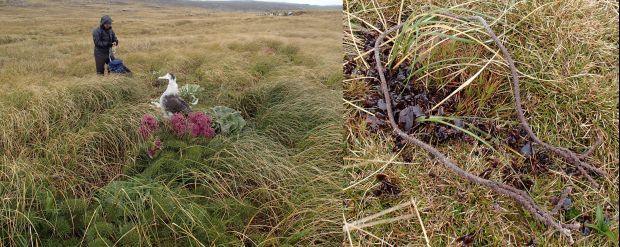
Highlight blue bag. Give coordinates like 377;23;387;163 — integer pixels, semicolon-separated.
109;58;131;73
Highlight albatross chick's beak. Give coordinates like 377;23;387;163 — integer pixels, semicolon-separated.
158;73;172;80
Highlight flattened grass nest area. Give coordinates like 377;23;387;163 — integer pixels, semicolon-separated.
344;0;618;246
0;2;341;246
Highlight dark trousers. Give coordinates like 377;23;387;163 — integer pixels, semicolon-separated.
94;52;114;75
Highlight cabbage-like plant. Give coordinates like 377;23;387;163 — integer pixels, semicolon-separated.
179;84;203;105
209;106;246;135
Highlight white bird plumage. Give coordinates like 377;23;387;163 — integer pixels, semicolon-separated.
157;73;191;118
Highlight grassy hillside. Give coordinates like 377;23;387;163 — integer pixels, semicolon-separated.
343;0;618;246
0;1;342;246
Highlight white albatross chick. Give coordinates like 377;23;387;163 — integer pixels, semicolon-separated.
157;73;191;118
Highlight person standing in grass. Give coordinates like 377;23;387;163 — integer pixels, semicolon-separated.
92;15;118;75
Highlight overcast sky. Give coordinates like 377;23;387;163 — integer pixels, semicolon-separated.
257;0;341;5
201;0;342;6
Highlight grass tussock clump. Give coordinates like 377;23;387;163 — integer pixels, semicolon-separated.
344;0;618;246
0;78;148;158
198;81;341;245
228;39;315;66
1;78;341;247
0;35;26;45
38;104;152;194
235;81;340;148
114;81;340;246
1;3;341;245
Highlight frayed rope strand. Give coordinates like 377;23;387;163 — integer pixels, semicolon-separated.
373;18;577;244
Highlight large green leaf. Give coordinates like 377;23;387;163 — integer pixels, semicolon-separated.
178;84;203;105
209;106;246;135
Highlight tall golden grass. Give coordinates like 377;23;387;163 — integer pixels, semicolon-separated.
0;1;342;246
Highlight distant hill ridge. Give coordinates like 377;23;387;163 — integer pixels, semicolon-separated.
1;0;341;11
144;0;341;11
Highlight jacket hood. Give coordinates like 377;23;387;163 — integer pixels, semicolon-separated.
100;15;112;27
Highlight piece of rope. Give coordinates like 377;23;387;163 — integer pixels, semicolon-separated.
373;21;576;244
441;13;605;188
551;186;573;215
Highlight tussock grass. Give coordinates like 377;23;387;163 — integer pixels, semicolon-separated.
1;1;341;246
38;104;151;194
237;81;340;148
344;0;618;245
0;78;148;158
223;81;341;244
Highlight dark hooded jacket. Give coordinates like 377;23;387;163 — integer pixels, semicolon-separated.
92;15;118;56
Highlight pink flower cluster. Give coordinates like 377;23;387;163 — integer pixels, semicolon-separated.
169;112;215;139
139;114;160;139
138;112;215;159
188;112;216;138
170;113;188;137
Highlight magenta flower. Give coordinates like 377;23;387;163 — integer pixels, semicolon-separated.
147;148;155;158
170;113;187;137
138;125;151;139
154;137;162;150
141;114;159;132
189;124;201;137
138;114;160;140
188;112;211;125
188;112;215;138
204;127;216;138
